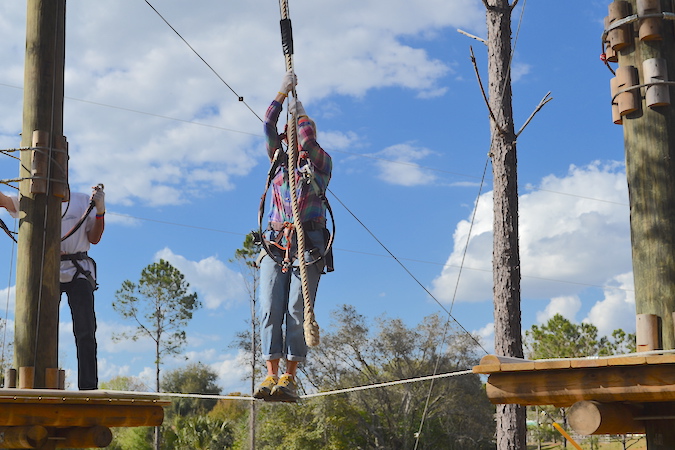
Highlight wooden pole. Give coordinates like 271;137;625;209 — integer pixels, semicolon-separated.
15;0;66;388
55;426;113;448
619;0;675;351
568;401;645;435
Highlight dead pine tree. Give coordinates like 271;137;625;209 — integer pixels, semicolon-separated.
467;0;552;448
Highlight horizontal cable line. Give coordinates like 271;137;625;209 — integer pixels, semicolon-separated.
301;369;475;399
0;84;629;206
108;211;244;236
98;369;476;402
105;212;634;294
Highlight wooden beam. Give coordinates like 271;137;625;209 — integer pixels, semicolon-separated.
55;426;112;448
0;425;48;448
485;363;675;406
568;401;645;435
0;404;164;428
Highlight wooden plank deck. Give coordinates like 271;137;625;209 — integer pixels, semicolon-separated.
473;353;675;407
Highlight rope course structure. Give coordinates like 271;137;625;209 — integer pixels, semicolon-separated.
0;1;636;448
0;0;619;402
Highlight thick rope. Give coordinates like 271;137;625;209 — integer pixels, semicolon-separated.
279;0;319;346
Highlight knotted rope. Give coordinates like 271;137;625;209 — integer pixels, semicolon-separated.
279;0;319;346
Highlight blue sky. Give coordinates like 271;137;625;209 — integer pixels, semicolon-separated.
0;0;635;394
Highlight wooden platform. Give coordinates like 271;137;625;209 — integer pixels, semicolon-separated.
0;388;169;448
473;353;675;407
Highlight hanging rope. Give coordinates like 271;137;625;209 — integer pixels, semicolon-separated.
278;0;319;347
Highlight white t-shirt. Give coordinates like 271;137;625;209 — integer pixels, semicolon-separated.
60;192;97;283
7;193;97;283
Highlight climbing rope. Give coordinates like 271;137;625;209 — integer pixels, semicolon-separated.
278;0;319;347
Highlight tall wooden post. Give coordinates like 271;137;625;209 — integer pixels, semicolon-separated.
617;0;675;351
485;0;527;448
609;0;675;448
15;0;67;388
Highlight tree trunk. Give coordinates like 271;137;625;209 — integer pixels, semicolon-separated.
250;293;257;449
154;341;160;450
485;0;527;448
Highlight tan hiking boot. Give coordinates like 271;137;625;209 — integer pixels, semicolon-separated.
270;373;299;402
253;375;278;400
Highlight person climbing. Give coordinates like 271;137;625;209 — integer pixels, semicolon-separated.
0;186;105;390
254;71;333;402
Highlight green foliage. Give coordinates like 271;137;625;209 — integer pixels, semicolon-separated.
172;416;234;449
524;313;636;359
107;427;153;450
113;259;201;390
0;318;12;386
100;375;149;392
231;231;261;268
247;305;495;449
209;396;250;423
161;362;222;420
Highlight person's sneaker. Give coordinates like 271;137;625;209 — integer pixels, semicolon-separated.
253;375;278;400
270;373;299;402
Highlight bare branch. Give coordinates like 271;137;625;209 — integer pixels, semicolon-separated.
510;0;520;9
457;29;486;45
516;91;553;137
469;46;507;136
481;0;491;8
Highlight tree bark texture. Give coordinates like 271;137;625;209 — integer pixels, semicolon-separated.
486;0;527;448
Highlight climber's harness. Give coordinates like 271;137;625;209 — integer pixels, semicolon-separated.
257;147;335;274
60;252;98;291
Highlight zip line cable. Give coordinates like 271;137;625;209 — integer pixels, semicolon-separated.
142;0;262;122
0;83;630;208
414;156;491;448
98;211;632;295
327;187;489;355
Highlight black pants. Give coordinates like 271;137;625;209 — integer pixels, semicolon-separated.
61;278;98;390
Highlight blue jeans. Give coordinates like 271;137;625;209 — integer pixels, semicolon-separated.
259;229;325;362
61;278;98;390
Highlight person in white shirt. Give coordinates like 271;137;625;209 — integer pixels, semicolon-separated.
0;186;105;390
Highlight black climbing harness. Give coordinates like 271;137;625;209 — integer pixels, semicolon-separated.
257;144;335;273
61;251;98;291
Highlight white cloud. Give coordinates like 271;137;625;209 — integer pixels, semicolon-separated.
431;161;631;303
0;285;15;312
211;350;250;395
98;357;131;383
584;272;635;336
0;0;485;207
511;62;532;83
154;247;247;309
372;143;438;186
536;296;582;324
96;320;155;354
474;322;494;354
